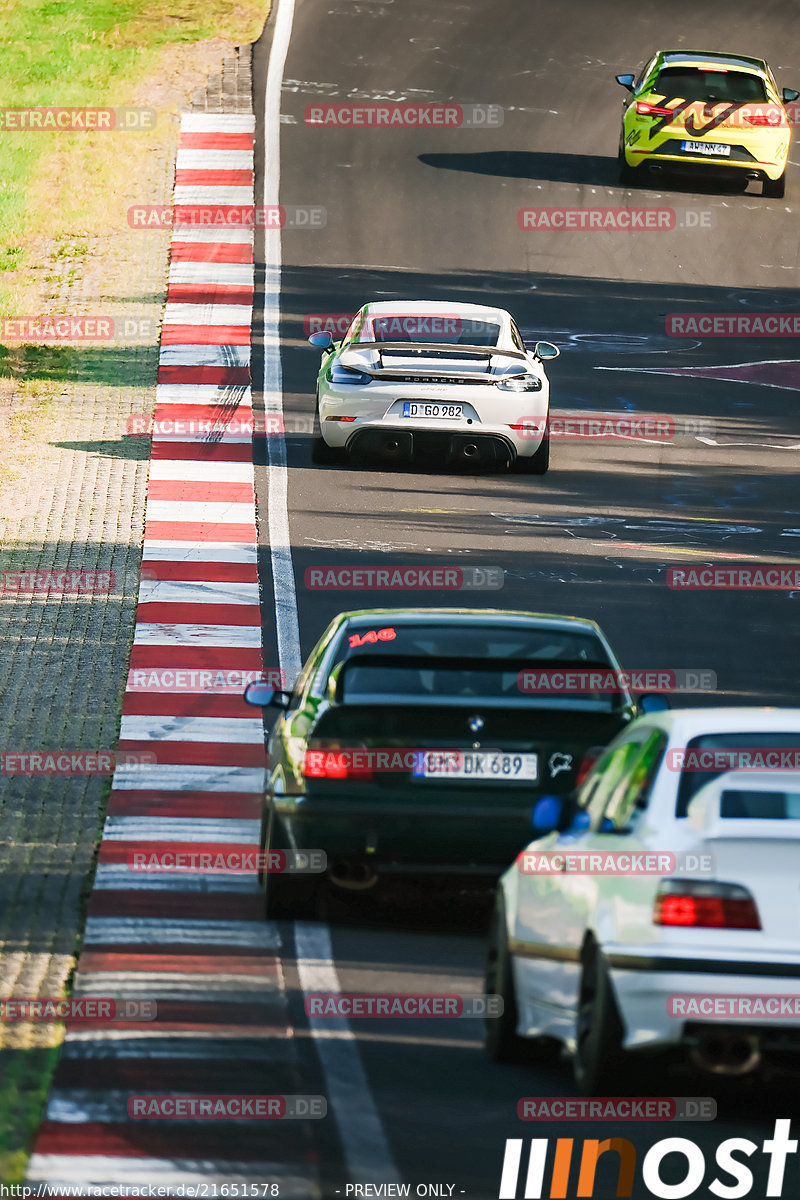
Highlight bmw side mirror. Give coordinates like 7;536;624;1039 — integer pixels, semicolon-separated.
244;681;291;709
308;330;334;349
534;341;560;360
531;794;563;833
783;88;799;102
640;693;670;714
616;74;635;91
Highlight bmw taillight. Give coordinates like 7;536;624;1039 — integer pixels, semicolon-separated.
636;101;675;118
744;107;782;126
303;745;373;781
653;881;761;930
575;746;605;788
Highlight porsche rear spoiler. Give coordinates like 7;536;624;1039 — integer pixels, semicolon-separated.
339;340;530;382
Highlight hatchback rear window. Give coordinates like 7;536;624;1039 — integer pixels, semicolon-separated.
652;68;767;104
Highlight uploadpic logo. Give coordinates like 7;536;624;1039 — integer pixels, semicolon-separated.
498;1117;797;1197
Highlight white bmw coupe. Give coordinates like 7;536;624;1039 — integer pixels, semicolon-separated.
485;707;800;1091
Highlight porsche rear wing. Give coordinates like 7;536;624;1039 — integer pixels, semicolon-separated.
339;340;530;382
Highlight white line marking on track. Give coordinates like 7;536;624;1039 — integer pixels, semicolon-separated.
263;0;399;1186
263;0;303;691
295;922;402;1184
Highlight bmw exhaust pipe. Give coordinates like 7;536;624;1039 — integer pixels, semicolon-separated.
690;1033;761;1076
330;860;379;891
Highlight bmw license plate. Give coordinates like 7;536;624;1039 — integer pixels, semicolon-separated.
681;140;731;157
403;402;463;419
414;750;538;781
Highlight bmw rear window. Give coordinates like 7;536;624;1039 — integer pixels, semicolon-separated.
720;790;800;819
675;732;800;816
323;623;626;708
652;68;767;104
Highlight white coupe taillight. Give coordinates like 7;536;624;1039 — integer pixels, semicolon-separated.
653;880;761;930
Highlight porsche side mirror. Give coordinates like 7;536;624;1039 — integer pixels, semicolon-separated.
308;331;334;349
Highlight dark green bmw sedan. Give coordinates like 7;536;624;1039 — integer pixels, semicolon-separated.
244;608;654;917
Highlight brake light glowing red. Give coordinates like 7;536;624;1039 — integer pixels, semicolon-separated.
575;746;604;788
303;749;373;781
654;883;760;930
636;101;675;118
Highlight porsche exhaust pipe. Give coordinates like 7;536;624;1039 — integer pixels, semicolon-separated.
329;860;379;890
690;1033;761;1076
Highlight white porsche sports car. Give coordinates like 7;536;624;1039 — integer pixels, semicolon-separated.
485;707;800;1092
308;301;559;474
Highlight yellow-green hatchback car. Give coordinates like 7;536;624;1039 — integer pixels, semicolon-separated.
617;50;798;197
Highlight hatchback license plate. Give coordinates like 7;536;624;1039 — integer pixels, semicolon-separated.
403;402;463;419
414;750;538;780
681;140;731;157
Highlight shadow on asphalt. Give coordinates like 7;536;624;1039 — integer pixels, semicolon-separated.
417;150;753;194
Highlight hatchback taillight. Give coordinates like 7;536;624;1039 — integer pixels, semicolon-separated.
653;881;761;930
636;101;675;118
744;107;782;126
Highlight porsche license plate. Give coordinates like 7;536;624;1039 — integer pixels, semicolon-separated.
413;750;538;780
403;402;463;419
681;140;731;157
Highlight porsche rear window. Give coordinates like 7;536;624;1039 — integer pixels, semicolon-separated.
652;68;767;104
355;317;502;347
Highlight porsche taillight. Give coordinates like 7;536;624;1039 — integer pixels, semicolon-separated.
653;881;761;930
636;101;675;118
